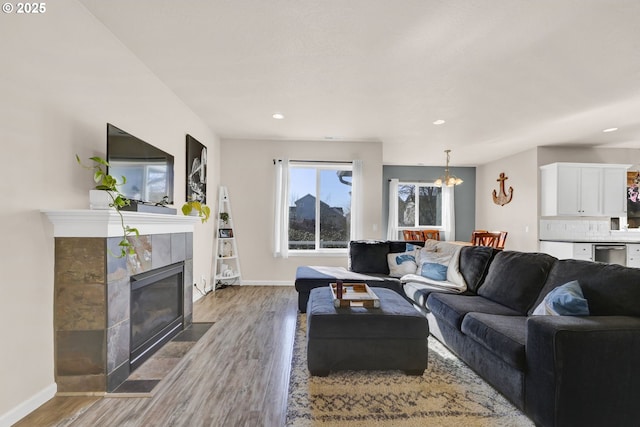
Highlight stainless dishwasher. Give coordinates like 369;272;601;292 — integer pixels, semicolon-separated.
593;244;627;266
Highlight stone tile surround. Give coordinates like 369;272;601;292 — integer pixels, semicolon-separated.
44;210;198;394
54;233;193;393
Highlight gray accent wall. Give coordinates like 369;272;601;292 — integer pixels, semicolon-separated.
382;165;476;242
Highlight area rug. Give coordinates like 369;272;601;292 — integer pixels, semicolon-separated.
286;315;534;427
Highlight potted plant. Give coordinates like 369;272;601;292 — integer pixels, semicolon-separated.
219;212;229;225
182;196;211;223
76;155;139;257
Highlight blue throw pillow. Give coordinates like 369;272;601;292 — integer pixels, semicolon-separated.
532;280;590;316
420;262;448;281
406;243;419;252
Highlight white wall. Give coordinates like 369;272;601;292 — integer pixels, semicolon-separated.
475;148;539;252
0;1;219;424
220;138;383;284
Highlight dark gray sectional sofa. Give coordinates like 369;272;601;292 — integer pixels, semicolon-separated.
294;240;640;427
294;240;420;312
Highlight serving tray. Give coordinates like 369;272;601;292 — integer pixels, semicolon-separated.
330;283;380;308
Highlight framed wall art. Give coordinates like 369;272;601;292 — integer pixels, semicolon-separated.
219;228;234;238
186;134;207;204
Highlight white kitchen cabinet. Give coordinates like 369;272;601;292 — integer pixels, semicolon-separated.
539;241;593;261
602;167;627;217
540;163;630;217
572;243;594;261
627;244;640;268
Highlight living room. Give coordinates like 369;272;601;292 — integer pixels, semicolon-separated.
3;1;640;426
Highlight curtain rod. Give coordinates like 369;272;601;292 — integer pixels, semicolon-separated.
273;159;353;165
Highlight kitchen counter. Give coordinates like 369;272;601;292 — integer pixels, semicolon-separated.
539;218;640;243
539;239;640;267
538;219;640;266
540;234;640;243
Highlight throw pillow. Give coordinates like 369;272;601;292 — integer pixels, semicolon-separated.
415;245;442;266
349;241;391;274
532;280;590;316
388;251;418;278
417;251;450;281
406;243;420;252
420;262;448;281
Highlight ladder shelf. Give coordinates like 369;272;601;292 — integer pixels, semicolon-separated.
212;186;242;289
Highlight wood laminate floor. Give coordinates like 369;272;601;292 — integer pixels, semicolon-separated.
15;286;298;427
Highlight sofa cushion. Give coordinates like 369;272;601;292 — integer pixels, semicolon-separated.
349;241;391;274
532;280;590;316
404;283;474;311
531;259;640;317
461;313;527;370
459;246;498;293
427;293;521;330
477;251;557;314
390;240;419;254
307;287;427;339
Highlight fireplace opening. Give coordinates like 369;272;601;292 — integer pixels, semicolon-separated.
130;261;184;371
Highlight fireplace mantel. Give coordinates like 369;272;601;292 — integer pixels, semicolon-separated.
43;209;199;237
44;209;197;393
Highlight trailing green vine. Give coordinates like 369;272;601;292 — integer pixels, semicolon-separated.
76;155;140;257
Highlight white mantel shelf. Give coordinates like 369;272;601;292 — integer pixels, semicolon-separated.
42;209;200;237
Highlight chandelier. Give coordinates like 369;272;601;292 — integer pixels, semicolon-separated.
434;149;463;187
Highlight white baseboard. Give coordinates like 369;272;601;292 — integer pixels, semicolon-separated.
239;280;294;286
0;382;57;427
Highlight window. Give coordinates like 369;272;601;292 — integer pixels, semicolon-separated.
274;159;362;257
387;178;454;241
397;183;442;228
288;162;353;251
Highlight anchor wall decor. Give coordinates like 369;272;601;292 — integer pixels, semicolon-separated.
492;172;513;206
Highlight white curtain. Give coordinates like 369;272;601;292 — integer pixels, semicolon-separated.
387;179;399;240
350;160;364;241
442;185;456;241
273;159;289;258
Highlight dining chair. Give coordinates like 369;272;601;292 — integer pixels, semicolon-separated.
402;230;424;241
469;230;488;243
421;229;441;241
471;231;507;250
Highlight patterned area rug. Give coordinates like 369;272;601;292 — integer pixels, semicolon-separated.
286;315;534;427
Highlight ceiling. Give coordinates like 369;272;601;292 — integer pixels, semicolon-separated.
79;0;640;166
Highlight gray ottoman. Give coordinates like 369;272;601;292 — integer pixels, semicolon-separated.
306;286;429;376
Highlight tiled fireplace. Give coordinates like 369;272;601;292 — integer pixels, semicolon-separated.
44;210;199;393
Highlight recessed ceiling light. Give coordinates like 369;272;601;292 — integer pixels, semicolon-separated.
272;113;284;120
603;127;618;133
433;119;446;125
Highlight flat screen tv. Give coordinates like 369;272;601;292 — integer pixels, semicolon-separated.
106;123;174;205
